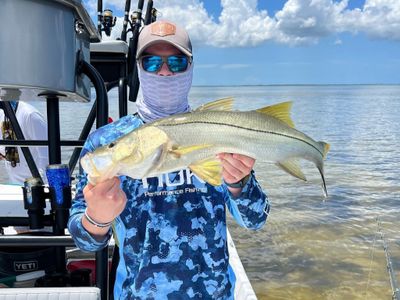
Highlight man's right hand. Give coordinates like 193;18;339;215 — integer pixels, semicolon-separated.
82;177;127;238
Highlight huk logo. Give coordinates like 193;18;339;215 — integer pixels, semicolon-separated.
142;168;205;189
14;261;38;272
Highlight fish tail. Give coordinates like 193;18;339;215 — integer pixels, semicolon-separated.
318;166;328;198
316;141;329;198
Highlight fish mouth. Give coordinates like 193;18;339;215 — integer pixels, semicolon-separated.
81;153;100;177
81;152;118;184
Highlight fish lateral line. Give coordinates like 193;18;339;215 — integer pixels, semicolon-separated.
158;120;326;158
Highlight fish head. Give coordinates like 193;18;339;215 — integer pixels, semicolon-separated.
80;126;170;184
117;126;170;178
80;131;141;184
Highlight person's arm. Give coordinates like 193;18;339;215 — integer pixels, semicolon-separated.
219;153;270;230
68;170;113;252
68;116;140;251
68;138;127;252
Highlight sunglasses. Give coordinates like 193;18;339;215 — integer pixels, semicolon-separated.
140;55;190;73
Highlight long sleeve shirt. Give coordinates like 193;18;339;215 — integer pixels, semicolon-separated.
68;115;270;299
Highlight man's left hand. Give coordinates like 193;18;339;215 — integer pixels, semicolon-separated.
217;153;255;185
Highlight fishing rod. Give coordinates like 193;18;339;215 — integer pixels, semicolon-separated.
377;217;400;300
126;0;157;102
97;0;103;36
127;0;144;102
144;0;157;25
120;0;132;41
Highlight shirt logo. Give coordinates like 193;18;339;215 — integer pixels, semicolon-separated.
142;168;205;189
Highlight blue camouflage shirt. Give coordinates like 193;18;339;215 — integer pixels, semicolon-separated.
68;115;270;299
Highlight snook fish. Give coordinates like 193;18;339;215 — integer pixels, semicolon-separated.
80;98;330;196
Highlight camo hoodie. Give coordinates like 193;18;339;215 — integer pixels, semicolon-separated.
68;115;270;300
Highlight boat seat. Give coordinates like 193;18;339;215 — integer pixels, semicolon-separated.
90;40;129;54
0;287;100;299
89;41;129;84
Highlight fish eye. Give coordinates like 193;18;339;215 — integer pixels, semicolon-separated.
108;142;115;148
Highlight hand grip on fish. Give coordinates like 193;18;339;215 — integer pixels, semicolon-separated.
80;98;330;197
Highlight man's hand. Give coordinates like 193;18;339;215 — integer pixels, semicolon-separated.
82;177;127;238
217;153;255;197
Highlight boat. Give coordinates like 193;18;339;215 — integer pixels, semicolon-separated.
0;1;258;299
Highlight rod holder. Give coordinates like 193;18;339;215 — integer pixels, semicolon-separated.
22;177;46;229
46;164;71;230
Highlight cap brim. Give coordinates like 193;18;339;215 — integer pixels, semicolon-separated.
136;40;192;59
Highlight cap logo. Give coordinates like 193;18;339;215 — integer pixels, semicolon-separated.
150;22;176;37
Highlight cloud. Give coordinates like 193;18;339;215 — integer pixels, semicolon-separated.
195;64;219;69
85;0;400;46
274;0;350;42
343;0;400;40
221;64;251;69
334;39;343;45
83;0;98;17
195;64;250;69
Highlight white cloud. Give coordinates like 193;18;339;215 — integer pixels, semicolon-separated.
334;39;343;45
275;0;350;42
85;0;400;46
83;0;97;15
195;64;219;69
195;64;250;69
343;0;400;40
221;64;251;69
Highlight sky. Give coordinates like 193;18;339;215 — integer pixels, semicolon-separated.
83;0;400;86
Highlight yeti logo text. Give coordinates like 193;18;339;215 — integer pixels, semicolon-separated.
14;261;38;271
142;168;205;189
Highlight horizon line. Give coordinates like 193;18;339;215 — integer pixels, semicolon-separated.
192;83;400;87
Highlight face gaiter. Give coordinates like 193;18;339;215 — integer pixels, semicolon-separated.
136;63;193;123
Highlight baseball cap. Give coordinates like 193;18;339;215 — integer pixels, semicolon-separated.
136;20;192;59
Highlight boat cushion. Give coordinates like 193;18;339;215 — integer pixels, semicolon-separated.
90;40;129;54
0;287;100;299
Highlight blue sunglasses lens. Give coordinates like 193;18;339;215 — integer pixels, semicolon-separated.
141;55;189;73
167;55;189;72
142;56;163;72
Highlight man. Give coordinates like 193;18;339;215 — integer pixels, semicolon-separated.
69;20;270;299
0;101;48;184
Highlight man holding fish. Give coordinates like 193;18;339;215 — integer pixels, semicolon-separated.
69;20;270;299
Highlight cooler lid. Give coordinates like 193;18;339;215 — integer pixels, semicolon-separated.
56;0;101;42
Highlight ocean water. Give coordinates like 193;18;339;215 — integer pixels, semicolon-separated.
1;85;399;299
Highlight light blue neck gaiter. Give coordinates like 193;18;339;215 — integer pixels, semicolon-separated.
136;64;193;123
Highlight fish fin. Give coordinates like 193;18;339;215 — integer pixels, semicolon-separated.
255;101;295;128
318;141;330;160
189;157;223;186
169;144;213;158
317;142;329;197
318;167;328;198
276;159;307;181
194;97;234;112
